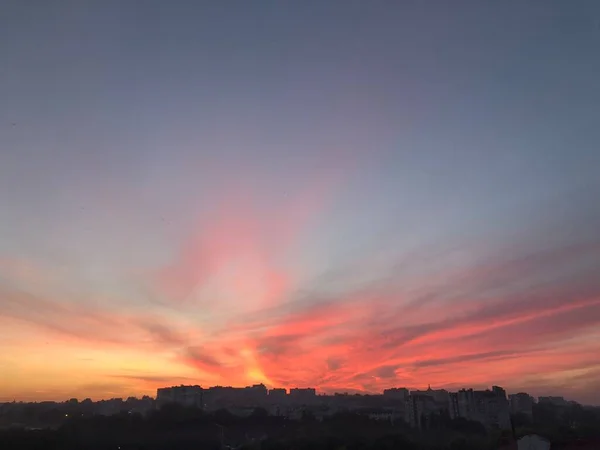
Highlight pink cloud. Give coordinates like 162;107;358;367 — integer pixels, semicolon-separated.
152;164;352;309
3;218;600;404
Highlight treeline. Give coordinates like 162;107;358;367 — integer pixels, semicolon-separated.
511;402;600;447
0;405;495;450
1;401;598;450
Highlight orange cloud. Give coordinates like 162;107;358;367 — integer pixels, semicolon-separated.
2;202;600;405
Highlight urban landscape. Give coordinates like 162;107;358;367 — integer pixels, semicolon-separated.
0;384;600;448
153;384;534;430
0;384;578;431
3;0;600;448
2;384;599;448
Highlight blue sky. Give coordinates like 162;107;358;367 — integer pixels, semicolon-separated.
1;1;600;403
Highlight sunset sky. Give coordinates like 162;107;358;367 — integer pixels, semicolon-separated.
1;1;600;405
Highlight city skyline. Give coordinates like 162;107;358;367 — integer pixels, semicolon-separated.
0;382;555;431
1;2;600;405
0;382;589;407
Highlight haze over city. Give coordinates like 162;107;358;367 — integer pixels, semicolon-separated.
1;1;599;406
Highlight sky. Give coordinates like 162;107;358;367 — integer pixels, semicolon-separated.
1;1;600;405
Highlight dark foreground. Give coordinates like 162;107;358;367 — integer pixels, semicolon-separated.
1;402;599;450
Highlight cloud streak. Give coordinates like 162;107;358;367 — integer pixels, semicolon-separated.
2;189;600;405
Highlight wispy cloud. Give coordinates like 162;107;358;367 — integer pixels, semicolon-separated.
2;190;600;404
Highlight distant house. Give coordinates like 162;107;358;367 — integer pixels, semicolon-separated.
517;434;551;450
